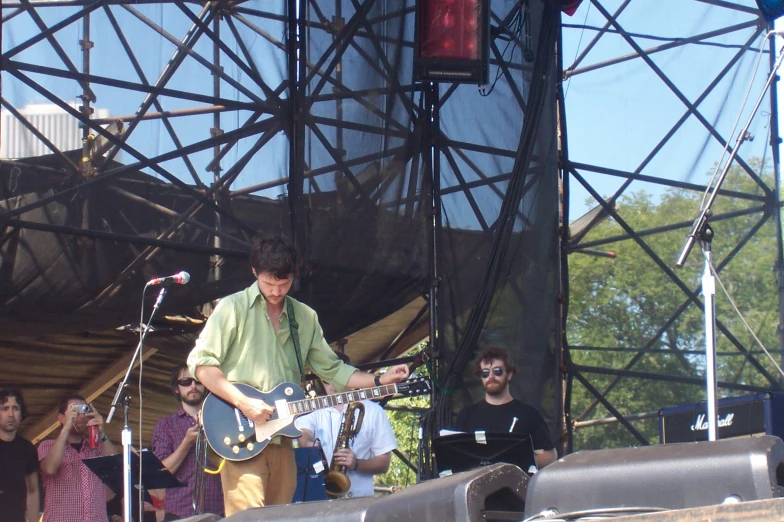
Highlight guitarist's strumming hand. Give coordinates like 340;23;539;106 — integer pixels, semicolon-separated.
237;396;274;425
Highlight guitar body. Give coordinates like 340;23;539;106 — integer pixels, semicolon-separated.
202;382;306;462
202;378;431;462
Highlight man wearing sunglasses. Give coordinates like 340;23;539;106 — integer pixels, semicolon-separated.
151;365;224;519
454;346;557;469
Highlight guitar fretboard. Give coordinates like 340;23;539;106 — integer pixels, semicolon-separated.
287;384;397;415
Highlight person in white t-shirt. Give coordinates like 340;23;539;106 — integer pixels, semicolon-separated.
295;353;397;498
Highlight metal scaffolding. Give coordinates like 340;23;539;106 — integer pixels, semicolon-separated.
561;0;784;450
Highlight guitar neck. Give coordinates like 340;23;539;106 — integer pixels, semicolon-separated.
287;383;398;416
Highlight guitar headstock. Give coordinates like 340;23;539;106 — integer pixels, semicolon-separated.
394;377;433;398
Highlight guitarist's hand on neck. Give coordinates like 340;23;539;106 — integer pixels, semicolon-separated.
344;363;410;390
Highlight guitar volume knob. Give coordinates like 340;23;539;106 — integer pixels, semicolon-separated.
247;443;254;451
224;437;231;446
238;434;246;443
232;446;240;455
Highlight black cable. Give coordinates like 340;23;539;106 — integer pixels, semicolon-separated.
434;1;562;433
479;2;524;97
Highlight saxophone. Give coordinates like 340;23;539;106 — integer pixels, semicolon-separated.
324;401;365;498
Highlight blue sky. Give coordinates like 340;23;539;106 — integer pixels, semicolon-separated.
561;0;776;218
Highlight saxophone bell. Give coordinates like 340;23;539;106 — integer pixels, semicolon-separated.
324;401;365;498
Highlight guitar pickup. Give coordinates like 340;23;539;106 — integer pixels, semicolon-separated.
275;399;290;420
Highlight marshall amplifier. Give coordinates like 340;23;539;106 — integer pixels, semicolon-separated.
659;392;784;444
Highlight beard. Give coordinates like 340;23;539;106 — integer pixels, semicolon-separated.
484;378;508;396
180;390;206;406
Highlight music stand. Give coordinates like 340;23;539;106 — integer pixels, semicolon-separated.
432;432;536;475
293;447;327;503
83;450;183;522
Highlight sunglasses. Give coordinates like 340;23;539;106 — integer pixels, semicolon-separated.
481;367;505;379
177;378;201;387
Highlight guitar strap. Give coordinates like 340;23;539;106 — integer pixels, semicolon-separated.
286;297;306;382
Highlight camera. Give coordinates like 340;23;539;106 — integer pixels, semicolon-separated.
74;404;91;414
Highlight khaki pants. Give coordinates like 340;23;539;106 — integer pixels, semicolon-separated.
220;439;297;516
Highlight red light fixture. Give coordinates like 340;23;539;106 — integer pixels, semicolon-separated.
416;0;489;83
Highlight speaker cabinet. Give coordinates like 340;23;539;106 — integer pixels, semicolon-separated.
524;435;784;519
222;462;527;522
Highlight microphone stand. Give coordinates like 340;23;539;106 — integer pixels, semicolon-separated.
675;34;784;441
106;286;168;522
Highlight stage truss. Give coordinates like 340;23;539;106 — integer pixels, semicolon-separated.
0;0;560;475
4;0;776;464
561;0;784;449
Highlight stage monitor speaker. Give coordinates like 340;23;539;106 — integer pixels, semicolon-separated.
524;435;784;520
222;462;527;522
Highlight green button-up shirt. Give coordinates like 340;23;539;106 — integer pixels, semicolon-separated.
188;282;356;392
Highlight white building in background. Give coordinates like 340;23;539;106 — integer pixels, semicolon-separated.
1;102;110;159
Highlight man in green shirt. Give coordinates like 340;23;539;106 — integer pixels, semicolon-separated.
188;234;409;515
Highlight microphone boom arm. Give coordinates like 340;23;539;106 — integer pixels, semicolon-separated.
677;35;784;267
106;286;167;424
106;286;167;522
675;33;784;442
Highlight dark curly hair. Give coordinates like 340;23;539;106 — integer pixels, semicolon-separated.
170;364;189;395
0;388;28;420
472;346;518;377
250;234;301;280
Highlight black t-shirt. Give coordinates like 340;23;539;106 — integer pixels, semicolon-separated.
454;399;555;451
0;435;39;522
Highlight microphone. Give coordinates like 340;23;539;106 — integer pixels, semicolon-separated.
146;271;190;286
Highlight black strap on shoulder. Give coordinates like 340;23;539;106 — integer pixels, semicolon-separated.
286;297;305;380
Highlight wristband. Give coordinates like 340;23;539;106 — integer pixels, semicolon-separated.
353;459;360;471
101;432;110;442
374;375;382;387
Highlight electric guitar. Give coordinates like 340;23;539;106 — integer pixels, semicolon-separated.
201;378;432;461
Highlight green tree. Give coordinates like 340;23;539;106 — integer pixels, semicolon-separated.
568;161;781;450
374;351;431;491
375;394;430;490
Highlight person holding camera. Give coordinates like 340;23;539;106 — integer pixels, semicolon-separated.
38;394;118;522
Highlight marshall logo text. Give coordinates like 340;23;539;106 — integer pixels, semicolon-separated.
690;413;735;432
